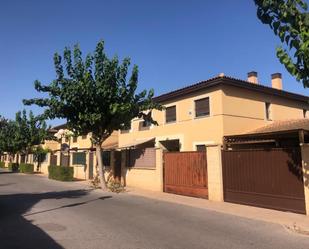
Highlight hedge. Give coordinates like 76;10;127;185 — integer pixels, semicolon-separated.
19;163;34;174
0;161;5;168
8;163;19;172
48;165;74;181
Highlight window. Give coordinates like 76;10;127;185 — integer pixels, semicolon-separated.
304;109;308;118
165;105;176;123
102;151;111;167
142;120;151;127
72;152;86;165
196;144;206;152
265;102;271;120
121;123;131;133
82;134;87;139
139;112;152;130
195;97;210;117
73;136;78;143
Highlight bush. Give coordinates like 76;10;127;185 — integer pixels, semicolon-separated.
19;163;34;174
48;165;74;181
8;163;19;172
0;161;5;168
107;178;125;193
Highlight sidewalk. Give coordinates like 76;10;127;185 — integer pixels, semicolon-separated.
125;186;309;235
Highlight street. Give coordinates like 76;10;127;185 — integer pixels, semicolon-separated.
0;169;308;249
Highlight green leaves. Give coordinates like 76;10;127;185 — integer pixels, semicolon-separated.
23;40;162;144
254;0;309;87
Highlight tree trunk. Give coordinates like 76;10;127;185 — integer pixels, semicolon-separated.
37;154;41;172
95;143;108;191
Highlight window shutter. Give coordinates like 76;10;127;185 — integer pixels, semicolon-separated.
126;148;156;169
196;144;206;152
195;98;209;117
166;106;176;123
73;152;86;165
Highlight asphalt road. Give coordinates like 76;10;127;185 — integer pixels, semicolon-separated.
1;169;309;249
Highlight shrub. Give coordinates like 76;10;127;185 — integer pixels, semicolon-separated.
48;165;74;181
8;163;19;172
107;178;125;193
0;161;5;168
19;163;34;174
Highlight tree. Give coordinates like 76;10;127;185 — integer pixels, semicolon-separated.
32;145;50;171
14;110;51;161
23;40;162;190
254;0;309;87
0;119;19;161
0;116;8;155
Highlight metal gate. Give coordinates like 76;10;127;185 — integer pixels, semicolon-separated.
50;154;57;166
164;151;208;198
222;148;305;214
60;153;69;167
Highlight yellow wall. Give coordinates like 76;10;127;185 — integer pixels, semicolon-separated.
119;84;309;151
43;140;60;151
119;87;225;150
221;85;309;136
61;131;118;150
124;148;163;191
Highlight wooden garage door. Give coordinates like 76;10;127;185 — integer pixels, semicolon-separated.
222;148;305;214
164;151;208;198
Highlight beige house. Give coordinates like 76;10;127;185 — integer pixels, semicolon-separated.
45;124;118;180
120;72;309;151
0;139;59;169
118;72;309;215
0;126;119;180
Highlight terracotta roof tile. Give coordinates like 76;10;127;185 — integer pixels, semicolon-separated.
248;119;309;134
153;75;309;103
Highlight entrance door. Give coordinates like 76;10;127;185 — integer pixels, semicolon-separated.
164;151;208;198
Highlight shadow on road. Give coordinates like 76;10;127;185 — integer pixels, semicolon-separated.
0;189;111;249
0;171;16;175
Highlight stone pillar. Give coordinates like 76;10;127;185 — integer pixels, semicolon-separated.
85;151;90;180
110;150;115;177
56;151;61;166
300;144;309;215
206;145;224;202
156;148;164;191
121;150;127;186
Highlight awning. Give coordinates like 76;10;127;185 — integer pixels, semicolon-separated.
102;142;119;150
119;137;155;149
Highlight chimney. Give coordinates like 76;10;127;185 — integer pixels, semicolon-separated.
247;71;258;84
271;73;282;90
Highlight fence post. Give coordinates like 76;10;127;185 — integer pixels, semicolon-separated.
206;145;224;202
56;151;61;166
300;144;309;215
156;148;164;192
121;150;127;186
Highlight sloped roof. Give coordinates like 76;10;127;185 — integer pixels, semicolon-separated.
153;75;309;103
248;119;309;134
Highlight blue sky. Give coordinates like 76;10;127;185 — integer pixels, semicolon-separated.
1;0;309;125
